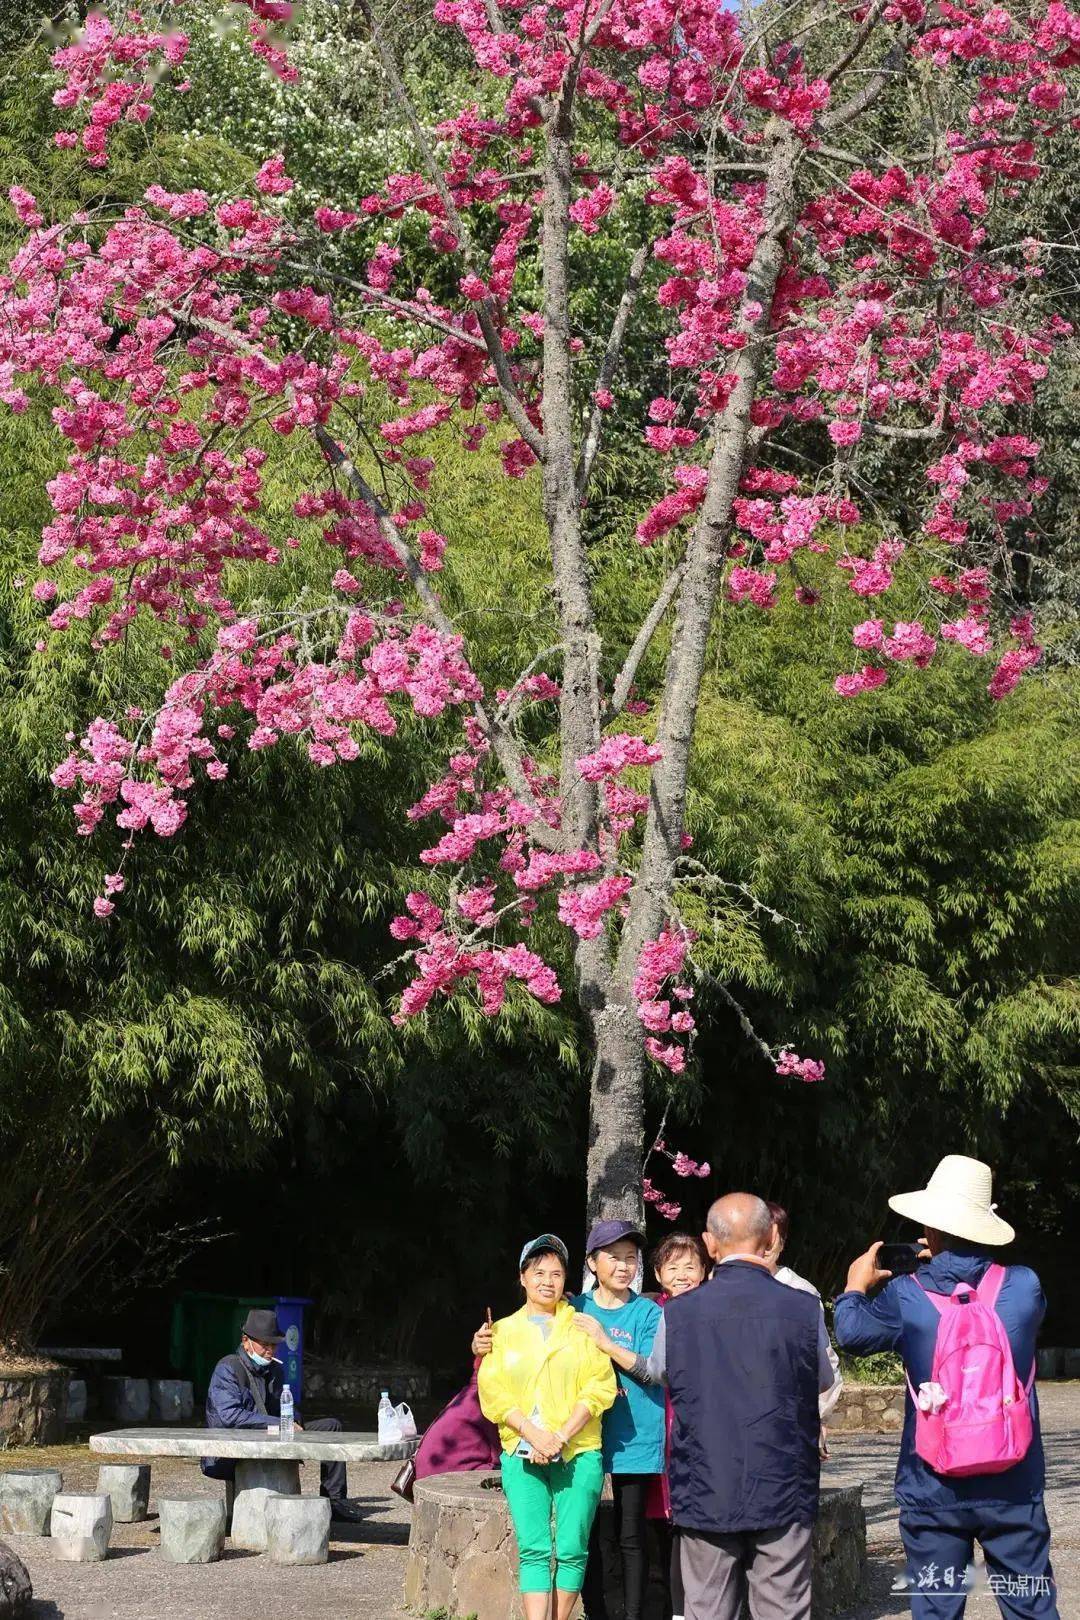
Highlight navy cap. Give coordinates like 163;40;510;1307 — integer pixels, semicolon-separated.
519;1233;570;1269
586;1218;646;1255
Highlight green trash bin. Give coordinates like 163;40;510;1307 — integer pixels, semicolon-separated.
169;1291;274;1399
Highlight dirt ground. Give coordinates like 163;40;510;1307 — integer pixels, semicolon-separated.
5;1382;1078;1619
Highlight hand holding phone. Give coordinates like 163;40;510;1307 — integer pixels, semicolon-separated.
877;1241;922;1277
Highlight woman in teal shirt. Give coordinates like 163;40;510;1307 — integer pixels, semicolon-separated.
471;1217;665;1619
572;1218;665;1620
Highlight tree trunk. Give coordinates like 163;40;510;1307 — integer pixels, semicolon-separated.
585;124;802;1224
584;992;648;1223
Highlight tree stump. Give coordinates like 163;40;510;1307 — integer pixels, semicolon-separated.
97;1464;150;1523
0;1540;32;1617
159;1498;226;1564
405;1474;867;1620
264;1496;332;1565
49;1493;113;1562
0;1472;62;1537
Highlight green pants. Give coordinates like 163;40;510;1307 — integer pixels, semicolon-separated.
501;1449;604;1594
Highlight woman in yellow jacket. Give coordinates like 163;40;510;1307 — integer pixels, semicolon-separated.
478;1233;617;1620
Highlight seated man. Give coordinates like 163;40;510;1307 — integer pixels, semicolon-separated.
201;1307;362;1522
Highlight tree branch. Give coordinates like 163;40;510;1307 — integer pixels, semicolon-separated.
354;0;545;459
280;259;487;351
576;239;651;501
604;565;686;723
823;29;911;129
824;0;889;84
313;425;561;846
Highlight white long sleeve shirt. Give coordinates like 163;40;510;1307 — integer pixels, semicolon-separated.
775;1263;844;1421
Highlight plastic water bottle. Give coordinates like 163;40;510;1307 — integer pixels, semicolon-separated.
378;1390;400;1445
279;1384;295;1439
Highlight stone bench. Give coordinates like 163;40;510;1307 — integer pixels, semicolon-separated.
405;1473;867;1619
97;1464;150;1523
50;1492;113;1562
150;1380;194;1423
265;1496;332;1565
102;1378;150;1425
0;1469;62;1535
159;1498;226;1563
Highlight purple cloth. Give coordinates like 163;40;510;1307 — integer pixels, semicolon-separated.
413;1365;501;1480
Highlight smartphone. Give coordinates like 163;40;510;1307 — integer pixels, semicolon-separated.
878;1241;922;1276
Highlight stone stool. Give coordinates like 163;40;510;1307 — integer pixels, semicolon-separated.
102;1377;150;1424
50;1493;113;1562
149;1379;186;1423
0;1469;62;1535
97;1463;150;1523
265;1496;332;1566
227;1458;301;1552
159;1498;226;1564
66;1379;88;1424
178;1380;195;1421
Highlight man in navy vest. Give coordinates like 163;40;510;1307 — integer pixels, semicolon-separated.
646;1193;836;1619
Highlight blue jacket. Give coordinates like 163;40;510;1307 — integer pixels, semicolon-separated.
665;1261;822;1534
201;1346;292;1480
833;1246;1046;1511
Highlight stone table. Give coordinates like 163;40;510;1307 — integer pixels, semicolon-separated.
89;1429;418;1551
40;1349;122;1365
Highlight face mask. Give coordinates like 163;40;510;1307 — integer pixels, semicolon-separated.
248;1350;272;1368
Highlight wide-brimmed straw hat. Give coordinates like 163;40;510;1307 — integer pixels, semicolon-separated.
888;1155;1014;1247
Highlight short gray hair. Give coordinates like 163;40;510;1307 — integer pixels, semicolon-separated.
706;1194;774;1249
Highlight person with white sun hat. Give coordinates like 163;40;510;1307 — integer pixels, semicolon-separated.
834;1155;1058;1619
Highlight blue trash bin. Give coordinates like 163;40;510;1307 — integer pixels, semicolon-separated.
274;1296;314;1404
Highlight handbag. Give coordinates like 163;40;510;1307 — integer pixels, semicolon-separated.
390;1456;416;1503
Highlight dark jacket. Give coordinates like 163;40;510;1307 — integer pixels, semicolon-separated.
201;1346;290;1480
834;1245;1046;1512
666;1261;821;1534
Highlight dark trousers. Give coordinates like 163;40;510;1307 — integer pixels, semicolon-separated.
305;1414;347;1501
899;1502;1059;1618
646;1518;685;1617
581;1473;652;1620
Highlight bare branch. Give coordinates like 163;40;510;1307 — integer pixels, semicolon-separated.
576;239;651;500
824;0;889;84
699;970;776;1065
604;565;686;723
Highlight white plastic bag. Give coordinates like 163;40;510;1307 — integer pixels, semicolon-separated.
394;1402;417;1439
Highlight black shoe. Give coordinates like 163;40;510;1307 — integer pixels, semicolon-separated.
329;1499;366;1523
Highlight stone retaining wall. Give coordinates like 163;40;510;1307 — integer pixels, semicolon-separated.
830;1383;905;1433
405;1473;866;1620
303;1362;430;1408
0;1370;70;1449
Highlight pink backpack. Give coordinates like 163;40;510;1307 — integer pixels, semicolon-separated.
908;1263;1035;1477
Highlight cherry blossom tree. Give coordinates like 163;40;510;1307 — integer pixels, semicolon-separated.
2;0;1076;1220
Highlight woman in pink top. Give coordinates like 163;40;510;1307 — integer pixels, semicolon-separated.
644;1232;709;1620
